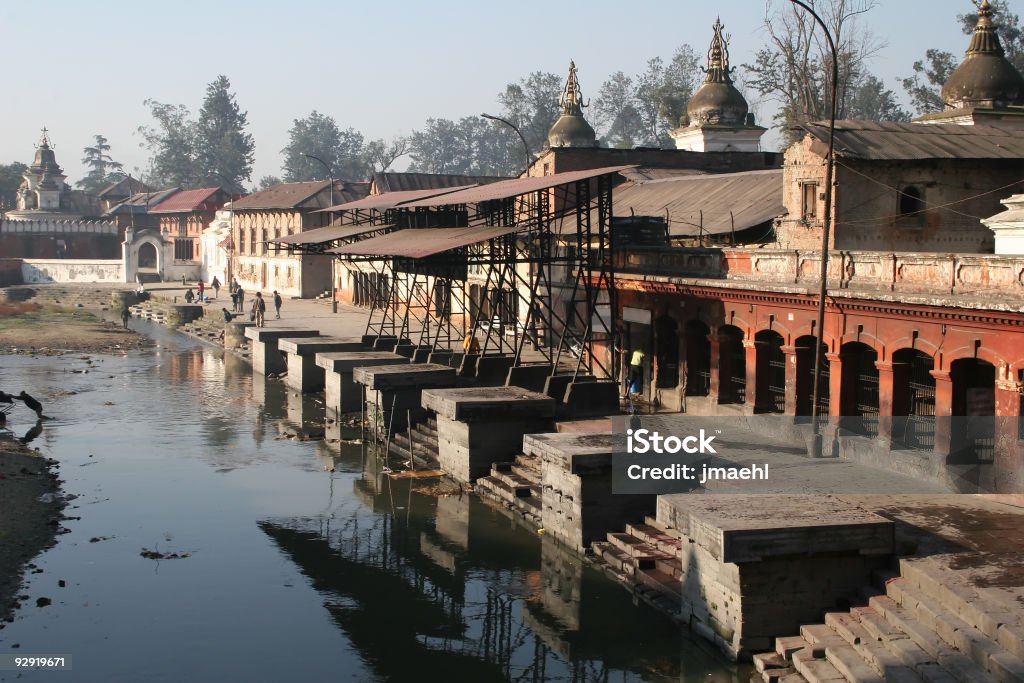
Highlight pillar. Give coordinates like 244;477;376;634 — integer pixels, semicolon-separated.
708;335;721;404
782;345;799;416
826;352;843;419
931;369;953;457
994;377;1023;493
743;339;757;410
875;360;895;442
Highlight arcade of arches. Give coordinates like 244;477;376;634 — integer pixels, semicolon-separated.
617;284;1024;485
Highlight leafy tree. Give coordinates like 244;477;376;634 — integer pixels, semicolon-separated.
281;111;368;182
593;71;644;148
0;162;28;193
635;47;701;146
76;135;124;193
137;100;199;187
194;75;254;192
408;116;514;176
496;71;562;157
743;0;883;142
845;74;909;121
899;49;958;115
258;175;282;190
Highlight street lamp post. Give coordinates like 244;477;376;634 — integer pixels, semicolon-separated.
788;0;839;457
481;113;534;176
302;153;338;313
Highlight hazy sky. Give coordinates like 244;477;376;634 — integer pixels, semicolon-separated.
3;1;977;186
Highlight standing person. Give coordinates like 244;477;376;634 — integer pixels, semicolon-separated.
273;291;282;319
252;292;266;328
184;288;195;304
629;348;645;396
235;286;245;313
197;280;205;303
120;302;130;329
211;276;221;299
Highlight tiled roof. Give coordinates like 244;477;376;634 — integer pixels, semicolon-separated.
148;187;227;213
232;180;368;210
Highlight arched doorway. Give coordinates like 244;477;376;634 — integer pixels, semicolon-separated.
137;242;157;270
655;316;679;390
755;330;786;414
951;358;996;462
840;342;879;435
685;320;711;397
794;335;828;417
891;349;935;450
718;325;745;405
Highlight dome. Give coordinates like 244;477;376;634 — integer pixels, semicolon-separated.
546;61;599;148
686;18;750;127
942;0;1024;109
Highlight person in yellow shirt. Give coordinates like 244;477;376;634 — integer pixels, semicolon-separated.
629;348;645;394
463;332;481;354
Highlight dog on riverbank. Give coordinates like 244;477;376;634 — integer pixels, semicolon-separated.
17;391;48;420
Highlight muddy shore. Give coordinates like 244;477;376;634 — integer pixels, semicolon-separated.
0;300;152;624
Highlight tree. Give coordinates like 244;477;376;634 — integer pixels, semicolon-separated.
0;162;28;194
496;71;562;157
408;116;514;176
845;74;909;121
635;47;701;146
743;0;883;142
899;49;958;115
76;135;124;193
364;137;409;174
194;75;255;192
281;111;369;182
258;175;282;190
137;100;199;187
593;71;644;148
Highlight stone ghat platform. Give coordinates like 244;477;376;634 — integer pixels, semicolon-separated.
315;351;407;414
278;336;364;393
355;363;457;438
245;327;320;375
422;386;555;483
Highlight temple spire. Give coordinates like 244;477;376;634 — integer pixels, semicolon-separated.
559;60;587;117
966;0;1003;56
702;17;734;85
38;127;51;149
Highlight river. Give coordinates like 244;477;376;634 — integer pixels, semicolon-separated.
0;321;746;683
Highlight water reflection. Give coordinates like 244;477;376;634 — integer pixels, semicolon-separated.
0;338;746;683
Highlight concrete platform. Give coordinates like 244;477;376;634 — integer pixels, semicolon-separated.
656;493;894;658
525;432;655;552
245;327;321;375
224;321;257;350
278;336;364;393
354;363;458;434
315;351;406;413
422;386;556;483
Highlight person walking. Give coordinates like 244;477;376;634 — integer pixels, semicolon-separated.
120;302;131;329
273;291;282;319
197;280;206;303
235;286;245;313
252;292;266;328
211;276;221;300
628;348;645;396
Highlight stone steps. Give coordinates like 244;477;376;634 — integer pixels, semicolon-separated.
759;558;1024;683
474;450;543;524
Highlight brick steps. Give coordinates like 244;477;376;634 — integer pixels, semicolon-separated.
759;558;1024;683
387;418;441;470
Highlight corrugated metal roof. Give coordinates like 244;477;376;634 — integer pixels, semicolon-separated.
148;187;226;214
271;224;384;245
609;169;785;237
400;165;638;208
329;226;521;258
105;188;180;215
371;172;509;193
618;167;707;183
801;120;1024;160
97;177;153;199
232;180;369;210
315;185;478;213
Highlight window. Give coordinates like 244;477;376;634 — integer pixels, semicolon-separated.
801;183;818;222
174;238;194;261
899;186;924;220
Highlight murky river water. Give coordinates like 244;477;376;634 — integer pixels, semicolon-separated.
0;321;746;682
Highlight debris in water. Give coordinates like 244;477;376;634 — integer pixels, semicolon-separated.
140;548;191;560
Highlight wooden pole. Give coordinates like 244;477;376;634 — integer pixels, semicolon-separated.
407;410;415;471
